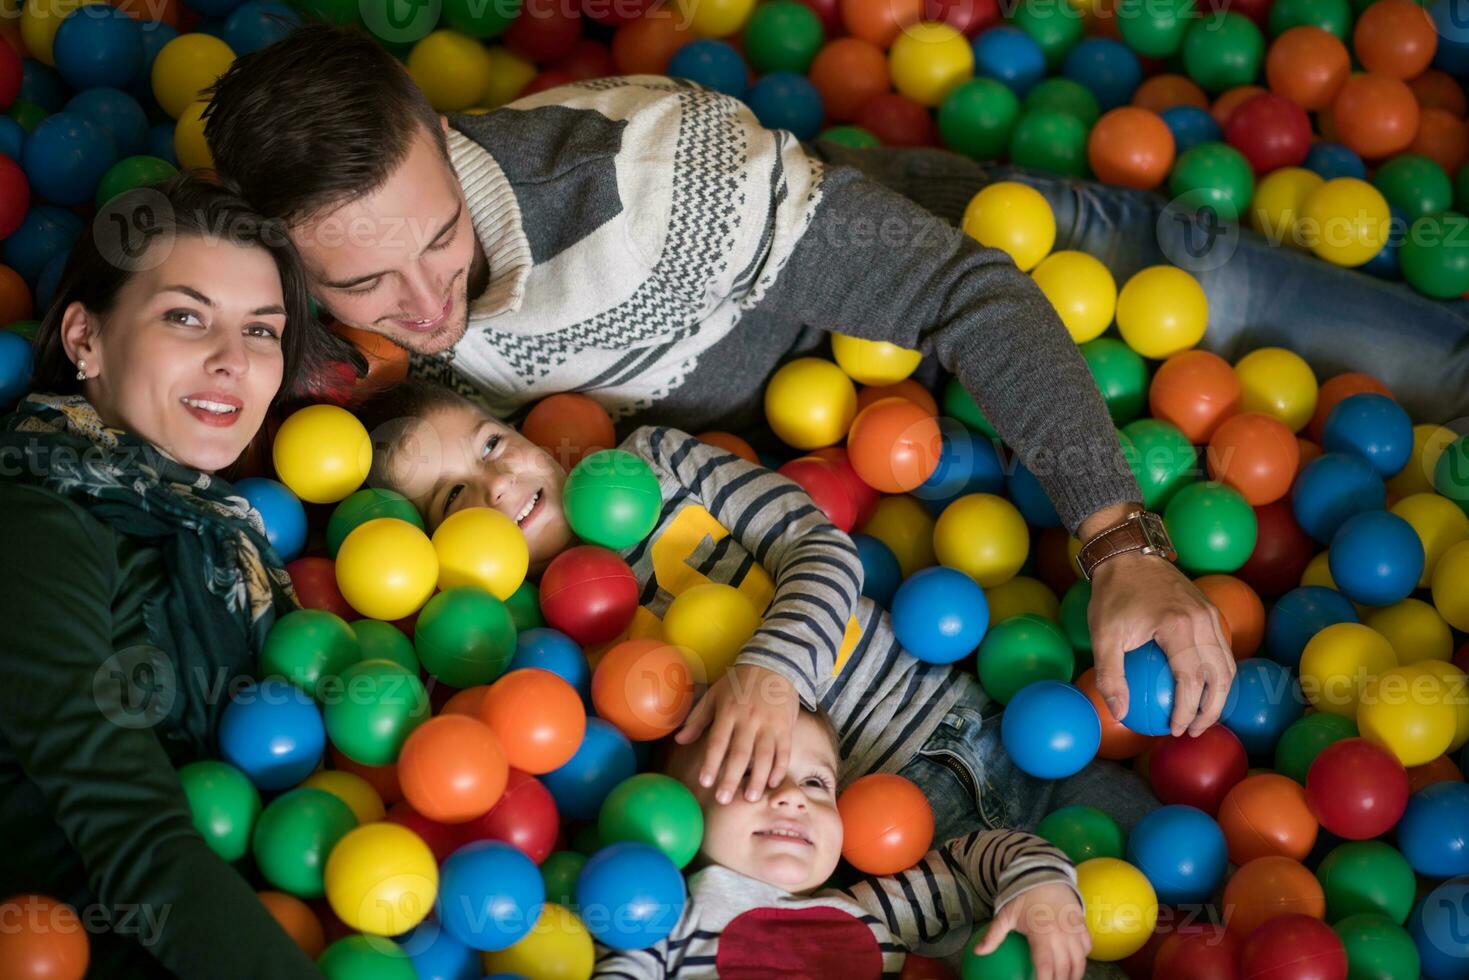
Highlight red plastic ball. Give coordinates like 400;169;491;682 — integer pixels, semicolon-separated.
1225;93;1312;174
554;38;617;80
855;93;936;147
1240;915;1348;980
286;557;356;620
811;447;881;526
453;768;560;864
1234;499;1317;598
799;0;843;32
505;0;583;63
0;154;28;240
1152;924;1240;980
523;69;578;97
580;0;657;26
924;0;999;35
1147;725;1248;816
386;800;461;863
612;14;693;75
1304;737;1409;840
539;545;639;645
837;774;934;874
779;456;859;532
900;952;958;979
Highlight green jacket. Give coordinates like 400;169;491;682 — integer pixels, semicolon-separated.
0;482;320;978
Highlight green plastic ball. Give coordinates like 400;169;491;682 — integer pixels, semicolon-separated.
1009;110;1090;177
1333;913;1419;979
540;850;587;906
1181;13;1265;92
1455;163;1469;213
1316;841;1418;924
1036;804;1125;864
939;79;1021;160
1121;419;1199;512
1436;434;1469;515
441;0;519;36
1023;77;1100;127
1059;580;1093;657
413;587;516;688
359;0;439;45
177;760;261;862
976;614;1075;703
1163;482;1258;573
252;787;358;898
944;378;998;439
597;773;705;869
963;922;1035;979
1273;712;1357;784
322;659;430;766
1117;0;1196;58
1372;154;1453;220
318;935;416;980
95;155;178;209
563;449;663;550
505;579;544;631
327;488;423;558
6;100;46;133
1081;338;1150;425
1012;0;1085;69
1268;0;1352;37
351;620;419;675
4;320;39;341
743;0;825;74
821;125;882;148
1401;211;1469;299
1168;141;1255;222
260;609;361;698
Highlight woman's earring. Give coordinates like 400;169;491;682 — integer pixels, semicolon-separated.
75;360;87;381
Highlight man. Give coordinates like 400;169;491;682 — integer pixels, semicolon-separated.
204;24;1234;733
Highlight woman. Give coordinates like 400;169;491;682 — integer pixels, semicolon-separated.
0;176;346;977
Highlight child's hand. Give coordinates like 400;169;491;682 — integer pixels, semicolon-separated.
973;883;1090;980
673;663;801;804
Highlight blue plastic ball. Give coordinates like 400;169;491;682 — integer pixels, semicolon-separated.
0;331;34;406
437;841;545;952
53;5;144;91
400;919;478;980
746;72;823;141
0;118;26;161
1121;640;1174;737
916;420;1005;516
1409;877;1469;979
509;627;591;702
972;27;1047;97
1397;782;1469;879
1007;460;1061;528
1431;0;1469;75
541;717;636;821
22;112;118;208
1159;105;1220;156
222;0;302;54
1305;141;1367;181
20;60;66;113
1291;452;1386;544
1126;804;1228;906
236;477;308;563
139;22;180;76
1220;658;1305;755
576;842;688;950
1323;394;1414;478
668;40;749;99
1328;510;1425;607
1061;38;1142;111
65;87;148;159
1264;586;1359;670
3;205;84;285
853;532;902;608
147;122;178;166
34;248;68;313
1000;680;1101;779
1361;207;1407;281
217;678;325;791
890;566;991;664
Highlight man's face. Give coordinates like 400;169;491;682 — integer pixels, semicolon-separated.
290;121;486;355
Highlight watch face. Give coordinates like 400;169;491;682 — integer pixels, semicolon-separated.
1139;512;1172;550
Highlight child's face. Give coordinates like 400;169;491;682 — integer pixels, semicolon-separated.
671;713;845;894
382;402;574;571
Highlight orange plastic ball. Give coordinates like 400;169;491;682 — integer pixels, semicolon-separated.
857;379;939;416
1410;69;1467;117
1132;73;1208;112
591;638;696;740
440;684;489;717
1407;753;1464;793
0;264;32;325
520;393;615;470
1207;412;1301;506
837;773;934;874
1222;856;1325;937
1077;667;1154;759
1353;0;1437;79
258;891;325;959
329;745;404;804
1307;371;1394;443
478;668;588;773
1296;436;1322;474
1265;27;1350;111
611;13;692;75
1195;574;1265;658
1332;73;1420;159
846;397;942;493
330;321;410;404
1212;85;1267;127
1410;107;1469;177
1087;106;1175;190
841;0;922;47
696;431;760;463
1216;773;1319;865
0;894;89;980
1149;350;1243;444
398;714;509;823
809;37;891;121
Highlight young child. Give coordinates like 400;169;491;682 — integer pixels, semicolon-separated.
354;381;1156;846
592;706;1092;978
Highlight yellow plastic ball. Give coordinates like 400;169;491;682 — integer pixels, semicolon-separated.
481;903;594;980
432;506;529;600
889;22;974;107
324;822;437;937
1390;492;1469;587
662;583;760;683
1300;550;1338;591
173;100;214;172
409;31;494;112
858;495;937;579
482;46;536;108
1030;250;1118;344
831;334;923;386
961;182;1056;272
152;33;235;121
676;0;754;36
1364;598;1452;665
933;493;1029;588
1250;167;1323;250
1234;347;1318;433
1357;663;1458;766
1299;622;1398;718
764;357;858;450
302;770;387;825
1114;265;1208;359
1417;659;1469;752
1301;177;1391;268
1075;858;1158;962
984;575;1060;625
272;404;372;504
1387;424;1459;498
21;0;97;67
336;518;439;621
1431;539;1469;632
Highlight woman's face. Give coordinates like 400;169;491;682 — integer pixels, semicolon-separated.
64;235;288;472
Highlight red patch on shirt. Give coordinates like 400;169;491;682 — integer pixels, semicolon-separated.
715;905;885;979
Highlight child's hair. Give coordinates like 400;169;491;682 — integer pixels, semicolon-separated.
352;379;487;490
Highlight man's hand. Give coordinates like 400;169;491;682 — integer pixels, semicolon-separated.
673;663;801;804
974;883;1090;980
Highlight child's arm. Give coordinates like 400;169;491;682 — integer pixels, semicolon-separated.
592;946;669;978
623;426;863;802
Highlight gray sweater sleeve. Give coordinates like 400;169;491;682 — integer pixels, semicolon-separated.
755;164;1141;532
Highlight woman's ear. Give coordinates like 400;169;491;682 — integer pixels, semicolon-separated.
58;302;100;378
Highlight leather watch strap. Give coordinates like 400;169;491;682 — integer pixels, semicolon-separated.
1075;510;1176;580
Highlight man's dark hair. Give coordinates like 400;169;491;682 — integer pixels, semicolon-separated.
203;24;448;225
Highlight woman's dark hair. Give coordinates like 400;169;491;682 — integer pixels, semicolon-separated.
31;174;362;402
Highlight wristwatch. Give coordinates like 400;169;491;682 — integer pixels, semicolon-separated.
1075;510;1177;580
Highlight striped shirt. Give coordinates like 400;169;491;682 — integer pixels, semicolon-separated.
615;425;969;783
592;828;1077;978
